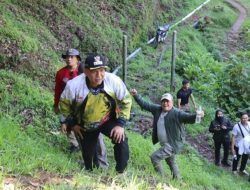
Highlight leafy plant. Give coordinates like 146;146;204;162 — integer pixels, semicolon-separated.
216;55;250;118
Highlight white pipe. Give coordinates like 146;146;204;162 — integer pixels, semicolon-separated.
170;0;211;29
113;0;211;74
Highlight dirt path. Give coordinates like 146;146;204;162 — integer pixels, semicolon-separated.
224;0;248;54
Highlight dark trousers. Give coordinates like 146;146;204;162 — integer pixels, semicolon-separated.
214;138;230;164
78;119;129;172
232;146;249;171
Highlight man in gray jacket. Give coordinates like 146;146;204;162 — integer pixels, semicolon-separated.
130;89;204;179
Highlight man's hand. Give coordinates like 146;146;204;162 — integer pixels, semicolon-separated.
72;125;85;140
61;123;67;133
196;110;205;118
110;126;125;143
221;125;227;130
130;89;137;96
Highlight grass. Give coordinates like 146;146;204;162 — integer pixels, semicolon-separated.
1;68;246;190
2;118;250;189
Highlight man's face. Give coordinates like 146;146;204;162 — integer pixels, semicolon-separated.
241;114;249;125
161;99;173;112
183;83;190;90
65;55;78;68
217;111;224;118
85;67;105;88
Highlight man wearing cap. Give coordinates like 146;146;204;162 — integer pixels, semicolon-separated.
54;49;82;114
60;53;132;173
54;50;108;168
177;79;197;112
130;89;204;179
54;48;82;153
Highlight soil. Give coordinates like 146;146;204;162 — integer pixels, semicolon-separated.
2;171;73;190
223;0;248;57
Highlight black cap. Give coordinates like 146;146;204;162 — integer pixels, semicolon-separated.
84;54;108;70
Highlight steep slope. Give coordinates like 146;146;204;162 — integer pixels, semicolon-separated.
0;0;157;88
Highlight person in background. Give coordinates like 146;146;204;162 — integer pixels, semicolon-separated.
209;109;233;166
231;112;250;176
177;79;197;112
193;16;210;32
130;89;204;179
60;53;132;173
54;48;82;153
54;49;108;168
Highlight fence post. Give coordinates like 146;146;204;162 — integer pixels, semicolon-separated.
170;31;177;93
122;35;128;83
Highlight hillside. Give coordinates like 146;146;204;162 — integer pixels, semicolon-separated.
0;0;250;189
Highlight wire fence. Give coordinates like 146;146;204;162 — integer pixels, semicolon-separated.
112;0;211;75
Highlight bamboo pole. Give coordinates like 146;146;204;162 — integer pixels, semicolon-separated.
122;35;128;83
170;31;177;93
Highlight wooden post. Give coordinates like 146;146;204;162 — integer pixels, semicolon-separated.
122;35;127;83
170;31;176;93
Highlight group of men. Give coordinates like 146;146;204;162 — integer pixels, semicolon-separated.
53;48;249;181
54;49;132;173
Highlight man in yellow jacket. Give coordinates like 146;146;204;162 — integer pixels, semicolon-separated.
60;53;132;173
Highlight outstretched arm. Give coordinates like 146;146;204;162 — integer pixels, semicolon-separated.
177;98;181;109
130;89;160;113
190;94;197;110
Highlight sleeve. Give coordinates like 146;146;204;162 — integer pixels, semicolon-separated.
54;71;62;108
190;88;193;95
209;121;216;133
111;76;132;126
226;119;234;131
59;82;74;119
231;125;238;137
176;90;181;99
116;90;132;127
178;110;196;124
134;95;160;113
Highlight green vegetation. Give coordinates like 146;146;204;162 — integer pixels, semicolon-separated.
0;0;250;189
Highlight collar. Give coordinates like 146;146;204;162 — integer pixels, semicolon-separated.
86;77;104;95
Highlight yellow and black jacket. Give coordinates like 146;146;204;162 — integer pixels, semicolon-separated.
59;72;132;130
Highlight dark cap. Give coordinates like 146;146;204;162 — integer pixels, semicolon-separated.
84;54;108;70
62;48;81;60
